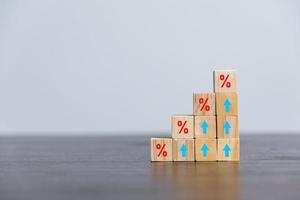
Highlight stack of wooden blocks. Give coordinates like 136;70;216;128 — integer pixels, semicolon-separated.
151;70;240;162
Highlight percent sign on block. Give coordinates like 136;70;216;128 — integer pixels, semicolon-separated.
177;120;189;134
172;116;194;138
214;70;237;92
220;74;231;88
199;98;210;111
156;143;167;157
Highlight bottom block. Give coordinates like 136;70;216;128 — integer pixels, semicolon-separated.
195;139;217;161
217;138;240;161
173;139;195;161
151;138;173;161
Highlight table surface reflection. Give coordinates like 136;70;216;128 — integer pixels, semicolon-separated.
0;134;299;200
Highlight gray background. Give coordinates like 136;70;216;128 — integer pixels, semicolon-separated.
0;0;299;135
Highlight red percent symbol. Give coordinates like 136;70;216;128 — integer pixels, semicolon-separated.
199;98;210;111
220;74;231;88
156;143;167;157
177;120;189;134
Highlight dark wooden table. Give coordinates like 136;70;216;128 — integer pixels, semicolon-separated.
0;134;300;200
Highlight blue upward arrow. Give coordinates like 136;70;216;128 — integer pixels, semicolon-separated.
223;144;231;158
224;98;231;112
224;121;231;135
201;144;209;158
180;144;187;158
201;120;209;135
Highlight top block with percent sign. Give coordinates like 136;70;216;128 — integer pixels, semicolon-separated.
193;93;216;116
172;115;194;139
214;70;237;92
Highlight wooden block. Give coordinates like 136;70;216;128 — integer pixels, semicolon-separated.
193;93;216;116
216;92;238;116
172;115;194;139
173;139;195;161
217;138;240;161
194;116;216;139
217;116;239;138
214;70;237;92
151;138;173;161
195;139;217;161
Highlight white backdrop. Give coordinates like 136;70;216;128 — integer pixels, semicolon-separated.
1;0;300;134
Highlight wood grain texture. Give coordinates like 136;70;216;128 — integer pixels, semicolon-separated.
195;139;217;161
1;135;300;200
173;138;195;161
216;92;238;116
217;138;240;161
217;116;239;138
193;93;216;116
214;70;237;92
172;115;194;139
194;116;216;139
151;138;172;161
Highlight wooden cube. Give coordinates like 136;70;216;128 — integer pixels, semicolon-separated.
195;139;217;161
217;116;239;138
217;138;240;161
151;138;173;161
213;70;237;92
216;92;238;116
194;116;216;139
173;139;195;161
172;115;194;139
193;93;216;116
